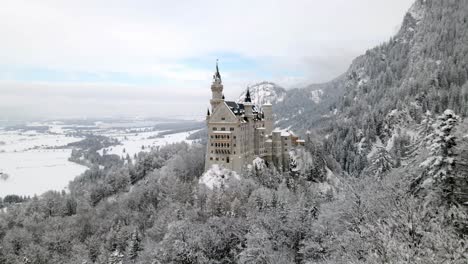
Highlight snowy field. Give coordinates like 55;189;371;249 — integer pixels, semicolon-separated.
0;150;87;197
98;129;200;159
0;124;87;197
0;120;201;197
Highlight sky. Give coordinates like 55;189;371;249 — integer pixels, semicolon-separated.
0;0;414;120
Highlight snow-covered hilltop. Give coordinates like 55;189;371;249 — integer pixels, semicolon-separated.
237;81;286;108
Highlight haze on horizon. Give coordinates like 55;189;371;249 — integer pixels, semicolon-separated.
0;0;414;120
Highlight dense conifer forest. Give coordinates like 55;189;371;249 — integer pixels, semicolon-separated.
1;0;467;263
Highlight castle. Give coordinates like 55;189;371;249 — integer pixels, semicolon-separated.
205;62;304;173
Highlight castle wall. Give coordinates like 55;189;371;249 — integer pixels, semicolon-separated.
262;104;273;135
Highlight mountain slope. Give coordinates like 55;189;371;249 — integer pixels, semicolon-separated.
237;81;286;107
272;0;468;174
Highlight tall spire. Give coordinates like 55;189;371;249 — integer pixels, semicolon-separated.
245;88;252;103
215;59;221;81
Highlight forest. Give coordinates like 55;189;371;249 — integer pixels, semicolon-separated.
1;0;467;263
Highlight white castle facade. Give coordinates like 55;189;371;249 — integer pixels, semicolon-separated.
205;63;304;173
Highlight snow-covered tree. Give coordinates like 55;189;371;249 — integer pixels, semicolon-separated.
419;109;461;204
369;146;394;177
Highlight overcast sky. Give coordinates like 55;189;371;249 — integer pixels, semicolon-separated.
0;0;414;120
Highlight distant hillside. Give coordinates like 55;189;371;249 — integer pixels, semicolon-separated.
237;81;286;108
270;0;468;175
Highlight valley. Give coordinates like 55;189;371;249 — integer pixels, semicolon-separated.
0;119;202;197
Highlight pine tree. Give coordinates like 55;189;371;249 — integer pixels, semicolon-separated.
126;230;142;262
419;109;461;205
369;146;394;177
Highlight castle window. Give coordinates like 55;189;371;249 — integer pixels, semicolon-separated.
221;127;226;131
234;144;236;147
211;143;213;146
227;157;230;163
210;157;213;160
216;157;219;161
227;136;230;139
233;136;236;139
211;136;213;139
213;127;217;131
221;117;225;120
230;127;234;131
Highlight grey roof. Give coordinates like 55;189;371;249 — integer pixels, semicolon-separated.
225;101;262;120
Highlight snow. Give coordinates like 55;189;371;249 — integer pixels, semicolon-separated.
388;109;398;117
98;130;199;159
0;120;199;197
0;131;83;153
310;89;323;104
357;137;366;154
252;157;266;170
367;137;384;159
0;125;87;197
408;1;425;23
317;168;339;195
0;149;87;196
199;165;240;189
238;81;286;108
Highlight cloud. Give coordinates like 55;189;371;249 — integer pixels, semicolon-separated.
0;0;414;119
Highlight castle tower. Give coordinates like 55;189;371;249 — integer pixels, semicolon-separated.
210;61;224;112
206;108;211;122
262;103;273;135
244;88;254;120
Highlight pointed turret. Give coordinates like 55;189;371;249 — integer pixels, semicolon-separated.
215;59;221;81
245;88;252;103
206;107;211;122
244;88;254;120
210;60;224;111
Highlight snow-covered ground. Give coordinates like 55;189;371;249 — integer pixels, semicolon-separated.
0;150;87;196
199;165;240;189
0;120;201;197
0;125;87;197
98;129;199;159
0;130;83;152
238;81;286;107
310;89;323;104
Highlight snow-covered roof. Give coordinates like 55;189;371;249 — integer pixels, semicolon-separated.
224;100;264;122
